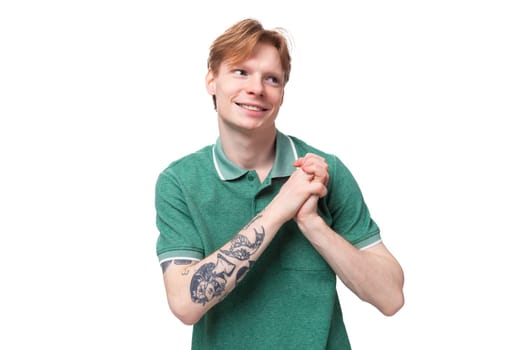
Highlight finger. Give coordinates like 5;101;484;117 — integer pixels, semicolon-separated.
294;153;326;167
301;155;328;171
301;164;329;185
303;153;326;164
293;157;304;167
310;181;328;198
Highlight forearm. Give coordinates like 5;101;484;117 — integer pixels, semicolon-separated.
298;217;405;316
164;205;286;325
163;167;325;324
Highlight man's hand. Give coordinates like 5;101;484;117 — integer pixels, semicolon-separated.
293;153;329;188
293;153;329;223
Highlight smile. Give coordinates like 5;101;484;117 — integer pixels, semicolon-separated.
236;103;268;112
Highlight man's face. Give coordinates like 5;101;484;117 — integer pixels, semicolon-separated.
206;43;285;134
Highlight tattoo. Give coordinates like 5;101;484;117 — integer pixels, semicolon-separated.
188;215;266;305
161;259;195;273
161;261;171;273
190;253;235;305
221;220;265;260
173;259;194;265
236;260;255;285
243;214;262;229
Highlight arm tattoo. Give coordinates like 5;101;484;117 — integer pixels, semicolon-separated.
190;253;235;305
220;227;264;260
188;215;266;305
161;259;195;273
235;260;255;284
243;214;262;229
221;216;265;260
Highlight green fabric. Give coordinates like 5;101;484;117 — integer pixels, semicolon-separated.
155;130;380;349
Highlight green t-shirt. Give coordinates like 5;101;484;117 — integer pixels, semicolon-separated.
156;131;381;349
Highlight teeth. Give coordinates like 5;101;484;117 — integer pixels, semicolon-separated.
241;104;264;111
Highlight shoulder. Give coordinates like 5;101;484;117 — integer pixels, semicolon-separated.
158;144;214;182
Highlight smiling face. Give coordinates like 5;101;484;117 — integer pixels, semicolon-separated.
206;42;285;136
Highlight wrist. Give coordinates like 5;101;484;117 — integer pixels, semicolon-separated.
263;200;291;229
296;214;325;236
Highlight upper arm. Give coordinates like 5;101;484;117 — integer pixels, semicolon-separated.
326;156;381;247
155;172;204;265
362;242;404;283
361;242;395;260
161;258;201;323
161;258;197;274
162;259;199;291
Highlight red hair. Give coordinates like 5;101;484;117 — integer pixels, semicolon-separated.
207;18;292;84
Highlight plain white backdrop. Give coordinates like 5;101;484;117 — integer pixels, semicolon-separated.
1;1;524;349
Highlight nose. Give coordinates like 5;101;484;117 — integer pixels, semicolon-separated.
246;76;264;96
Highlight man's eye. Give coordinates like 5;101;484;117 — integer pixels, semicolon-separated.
267;76;280;85
233;69;247;76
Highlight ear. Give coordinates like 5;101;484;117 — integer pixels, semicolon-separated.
205;69;216;96
280;90;285;106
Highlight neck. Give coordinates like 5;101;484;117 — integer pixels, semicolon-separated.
219;126;277;181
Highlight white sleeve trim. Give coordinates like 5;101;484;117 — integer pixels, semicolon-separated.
159;256;201;265
359;239;382;251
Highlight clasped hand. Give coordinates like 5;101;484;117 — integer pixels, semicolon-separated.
271;153;329;224
293;153;329;221
293;153;329;188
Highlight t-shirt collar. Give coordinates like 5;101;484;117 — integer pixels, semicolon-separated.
212;130;298;181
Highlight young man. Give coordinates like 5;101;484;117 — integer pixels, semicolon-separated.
155;18;404;349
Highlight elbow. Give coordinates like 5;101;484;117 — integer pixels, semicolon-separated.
379;286;405;316
173;311;200;326
168;296;202;326
381;293;404;316
381;267;405;316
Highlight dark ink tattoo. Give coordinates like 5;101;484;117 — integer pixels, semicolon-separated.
220;226;265;260
173;259;194;265
243;214;262;229
190;253;235;305
236;260;255;285
161;261;171;273
188;215;266;305
161;259;195;273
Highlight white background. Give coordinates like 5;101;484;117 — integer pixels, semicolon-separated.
1;1;524;349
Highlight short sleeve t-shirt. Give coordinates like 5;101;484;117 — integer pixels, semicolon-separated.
155;130;381;349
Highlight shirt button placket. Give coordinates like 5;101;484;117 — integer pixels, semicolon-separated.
246;171;257;215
